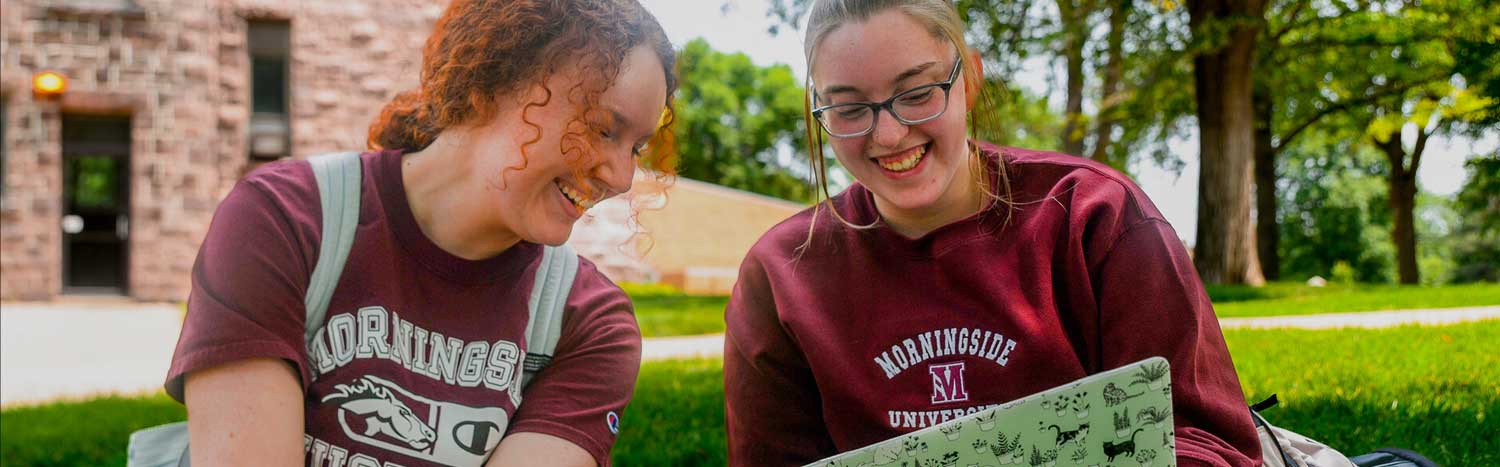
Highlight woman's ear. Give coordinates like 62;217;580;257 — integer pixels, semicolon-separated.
964;47;985;111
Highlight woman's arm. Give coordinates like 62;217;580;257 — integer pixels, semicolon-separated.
723;253;838;466
169;163;323;465
184;358;305;467
1088;219;1262;467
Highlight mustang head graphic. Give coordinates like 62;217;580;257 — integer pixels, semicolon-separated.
323;377;437;450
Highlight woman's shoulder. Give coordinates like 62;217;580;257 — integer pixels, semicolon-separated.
990;144;1168;225
569;255;629;299
561;254;641;335
229;151;390;231
232;156;321;214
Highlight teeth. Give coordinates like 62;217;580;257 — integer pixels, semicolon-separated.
558;182;596;211
878;145;926;172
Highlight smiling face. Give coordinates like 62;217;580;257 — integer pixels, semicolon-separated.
811;9;979;232
467;45;668;246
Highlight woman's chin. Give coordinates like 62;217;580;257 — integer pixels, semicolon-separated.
872;188;943;215
524;223;577;247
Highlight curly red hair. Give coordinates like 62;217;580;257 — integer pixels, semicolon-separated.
368;0;678;185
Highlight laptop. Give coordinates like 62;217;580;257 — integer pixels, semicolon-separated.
805;357;1176;467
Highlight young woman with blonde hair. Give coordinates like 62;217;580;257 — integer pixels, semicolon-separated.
724;1;1261;465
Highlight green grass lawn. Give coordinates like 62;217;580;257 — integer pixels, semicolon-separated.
0;394;185;466
1208;281;1500;318
622;282;728;338
1225;321;1500;466
631;294;729;338
4;322;1494;466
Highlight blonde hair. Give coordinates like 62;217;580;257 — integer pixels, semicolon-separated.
799;0;1012;244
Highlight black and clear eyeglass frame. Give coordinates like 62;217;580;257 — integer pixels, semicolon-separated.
810;56;964;138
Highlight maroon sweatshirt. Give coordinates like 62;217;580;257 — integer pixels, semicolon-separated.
724;144;1261;466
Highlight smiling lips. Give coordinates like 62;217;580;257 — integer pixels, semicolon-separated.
556;180;598;214
874;143;928;173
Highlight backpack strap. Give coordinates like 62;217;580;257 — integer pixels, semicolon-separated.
304;151;363;349
520;244;579;391
1249;394;1301;467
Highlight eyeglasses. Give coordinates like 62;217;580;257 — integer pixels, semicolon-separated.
811;56;963;138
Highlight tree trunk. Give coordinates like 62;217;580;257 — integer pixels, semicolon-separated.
1189;0;1266;285
1058;0;1088;156
1253;79;1279;280
1390;173;1419;284
1090;0;1127;163
1375;133;1424;284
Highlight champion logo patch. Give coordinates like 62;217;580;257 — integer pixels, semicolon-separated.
606;411;621;435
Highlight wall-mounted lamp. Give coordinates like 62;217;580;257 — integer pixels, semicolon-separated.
33;71;68;97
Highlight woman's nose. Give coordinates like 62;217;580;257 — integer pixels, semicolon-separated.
594;146;635;197
870;110;909;149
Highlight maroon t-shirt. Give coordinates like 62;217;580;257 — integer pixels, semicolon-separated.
724;144;1261;467
166;150;641;467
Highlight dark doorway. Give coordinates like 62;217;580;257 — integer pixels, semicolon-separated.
61;115;131;294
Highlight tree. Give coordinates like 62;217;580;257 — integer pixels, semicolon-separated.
1276;128;1395;283
1187;0;1268;285
1333;0;1498;284
1248;0;1497;283
975;81;1068;151
672;39;813;202
1088;0;1130;164
1450;155;1500;282
1054;0;1097;156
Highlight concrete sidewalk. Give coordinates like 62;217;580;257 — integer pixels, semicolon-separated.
1;300;182;408
2;302;1496;408
1217;306;1500;330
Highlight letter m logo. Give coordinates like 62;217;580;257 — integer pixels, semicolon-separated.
929;361;969;404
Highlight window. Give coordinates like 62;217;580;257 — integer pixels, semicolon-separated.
248;20;290;160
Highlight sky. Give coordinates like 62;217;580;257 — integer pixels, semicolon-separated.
637;0;1498;242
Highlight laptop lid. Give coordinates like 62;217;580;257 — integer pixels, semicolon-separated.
806;356;1176;467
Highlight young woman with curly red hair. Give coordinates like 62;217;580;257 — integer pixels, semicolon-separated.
164;1;676;466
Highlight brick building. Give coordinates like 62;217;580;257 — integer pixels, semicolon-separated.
1;0;441;301
1;0;807;302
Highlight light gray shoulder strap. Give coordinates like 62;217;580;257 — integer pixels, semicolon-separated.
520;244;579;390
304;151;363;348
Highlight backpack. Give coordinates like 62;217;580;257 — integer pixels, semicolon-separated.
1251;395;1358;467
126;151;579;467
1251;395;1442;467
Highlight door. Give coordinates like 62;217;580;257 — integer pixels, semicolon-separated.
61;115;131;294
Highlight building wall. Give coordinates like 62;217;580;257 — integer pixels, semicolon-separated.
634;176;806;295
1;0;439;301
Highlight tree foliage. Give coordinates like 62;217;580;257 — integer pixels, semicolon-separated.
1449;155;1500;283
1276;128;1394;283
672;38;813;202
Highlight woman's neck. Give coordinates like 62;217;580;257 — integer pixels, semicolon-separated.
402;134;522;260
872;145;985;239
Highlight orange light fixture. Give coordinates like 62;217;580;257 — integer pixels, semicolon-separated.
33;71;67;96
